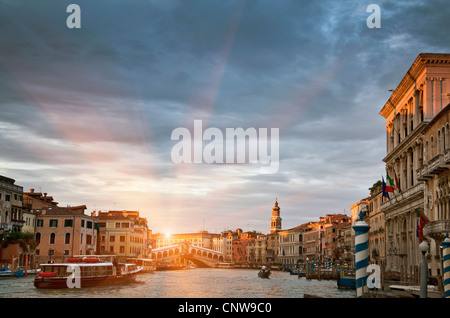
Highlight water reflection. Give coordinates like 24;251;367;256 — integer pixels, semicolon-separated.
0;268;355;298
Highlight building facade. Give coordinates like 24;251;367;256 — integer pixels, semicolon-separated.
321;214;351;265
277;225;304;266
97;210;150;258
0;175;24;234
368;184;387;267
302;221;322;264
418;102;450;277
380;53;450;282
34;205;97;264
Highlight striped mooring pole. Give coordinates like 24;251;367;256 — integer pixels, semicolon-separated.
353;211;370;298
443;232;450;298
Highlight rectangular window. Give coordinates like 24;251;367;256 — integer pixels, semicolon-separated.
116;222;121;228
122;222;129;228
64;219;73;227
5;194;10;201
120;236;125;242
49;219;58;227
120;246;125;253
37;219;44;227
110;235;115;242
86;221;93;229
81;219;85;227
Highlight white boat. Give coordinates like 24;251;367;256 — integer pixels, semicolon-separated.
389;284;442;298
34;257;142;289
126;258;156;273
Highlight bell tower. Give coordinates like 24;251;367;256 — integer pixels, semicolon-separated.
270;199;282;233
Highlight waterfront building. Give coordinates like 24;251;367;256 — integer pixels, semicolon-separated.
213;230;234;261
277;224;304;266
253;231;279;264
350;198;369;225
418;102;450;277
231;230;259;263
254;233;269;264
97;210;150;258
379;53;450;283
0;175;24;234
211;229;260;263
368;182;387;267
321;214;351;265
336;224;354;266
34;204;97;264
302;221;323;264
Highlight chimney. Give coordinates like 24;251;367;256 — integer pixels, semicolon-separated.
30;188;34;193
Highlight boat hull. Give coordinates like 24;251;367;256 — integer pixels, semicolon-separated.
34;273;138;289
337;275;355;290
258;271;271;278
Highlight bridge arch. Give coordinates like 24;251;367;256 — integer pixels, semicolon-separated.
151;241;225;267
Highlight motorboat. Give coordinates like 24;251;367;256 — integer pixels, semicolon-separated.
0;268;24;277
33;257;142;289
258;265;271;278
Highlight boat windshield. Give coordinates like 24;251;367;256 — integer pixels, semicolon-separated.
40;265;114;278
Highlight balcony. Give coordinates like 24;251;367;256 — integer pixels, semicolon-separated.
423;219;450;242
417;164;432;181
418;151;450;181
381;183;424;212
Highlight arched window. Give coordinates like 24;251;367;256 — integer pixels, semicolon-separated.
431;136;434;158
438;130;441;154
65;233;71;244
442;127;446;151
50;233;56;245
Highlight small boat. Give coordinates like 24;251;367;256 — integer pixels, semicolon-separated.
287;268;306;277
336;274;355;290
33;257;142;289
389;284;442;298
258;265;271;278
0;268;24;277
127;258;156;273
258;270;271;278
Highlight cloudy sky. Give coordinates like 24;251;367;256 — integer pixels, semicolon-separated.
1;0;449;234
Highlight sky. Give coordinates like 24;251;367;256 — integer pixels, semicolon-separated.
1;0;449;235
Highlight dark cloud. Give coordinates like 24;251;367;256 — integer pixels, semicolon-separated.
0;0;449;232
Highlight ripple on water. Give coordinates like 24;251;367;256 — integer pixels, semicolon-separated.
0;269;355;298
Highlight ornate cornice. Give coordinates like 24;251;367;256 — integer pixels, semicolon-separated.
379;53;450;119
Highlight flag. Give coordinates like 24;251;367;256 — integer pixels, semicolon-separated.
382;176;390;200
416;209;430;243
385;173;395;192
394;170;401;193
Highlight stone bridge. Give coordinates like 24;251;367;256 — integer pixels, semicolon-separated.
151;241;225;268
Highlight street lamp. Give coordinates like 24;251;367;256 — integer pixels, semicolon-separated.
419;241;429;298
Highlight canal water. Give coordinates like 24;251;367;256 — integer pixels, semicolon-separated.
0;268;355;298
